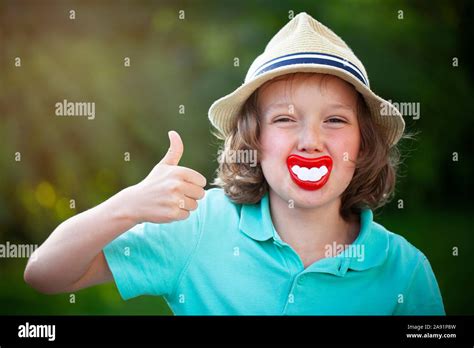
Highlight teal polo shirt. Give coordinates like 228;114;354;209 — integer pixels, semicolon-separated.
103;188;445;315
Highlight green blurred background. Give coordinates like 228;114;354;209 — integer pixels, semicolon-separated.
0;0;472;315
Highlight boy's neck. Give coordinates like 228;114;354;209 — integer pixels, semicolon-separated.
268;188;360;268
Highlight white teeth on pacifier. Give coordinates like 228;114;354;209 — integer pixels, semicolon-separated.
291;165;328;182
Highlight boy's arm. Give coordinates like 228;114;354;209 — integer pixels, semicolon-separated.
24;188;135;294
394;254;445;315
23;131;206;294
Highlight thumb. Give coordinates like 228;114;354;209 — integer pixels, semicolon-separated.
160;130;184;166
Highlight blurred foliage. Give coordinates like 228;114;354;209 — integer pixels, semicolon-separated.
0;0;472;314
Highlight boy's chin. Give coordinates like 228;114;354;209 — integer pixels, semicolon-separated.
275;184;334;209
290;193;332;210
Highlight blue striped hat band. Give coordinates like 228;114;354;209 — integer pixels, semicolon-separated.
251;52;369;87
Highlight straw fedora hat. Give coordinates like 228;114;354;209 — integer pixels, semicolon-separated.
208;12;405;147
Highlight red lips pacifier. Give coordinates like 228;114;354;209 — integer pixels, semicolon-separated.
286;155;333;190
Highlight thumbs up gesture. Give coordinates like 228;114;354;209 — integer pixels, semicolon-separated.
125;131;207;224
159;130;184;166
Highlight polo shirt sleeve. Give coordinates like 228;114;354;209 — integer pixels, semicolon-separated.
396;254;445;315
102;206;202;300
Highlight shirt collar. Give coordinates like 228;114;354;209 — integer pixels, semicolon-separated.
239;192;274;242
239;192;389;274
344;209;389;272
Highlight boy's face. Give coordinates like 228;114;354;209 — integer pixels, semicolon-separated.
258;73;360;209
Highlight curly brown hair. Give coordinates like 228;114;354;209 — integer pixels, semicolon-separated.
212;73;401;221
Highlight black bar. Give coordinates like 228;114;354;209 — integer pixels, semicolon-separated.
0;315;472;345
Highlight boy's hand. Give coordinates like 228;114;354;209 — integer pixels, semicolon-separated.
124;130;207;224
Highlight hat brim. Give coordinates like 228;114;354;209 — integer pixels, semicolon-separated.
208;64;405;147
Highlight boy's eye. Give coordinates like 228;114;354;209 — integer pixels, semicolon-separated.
274;117;294;123
326;117;347;124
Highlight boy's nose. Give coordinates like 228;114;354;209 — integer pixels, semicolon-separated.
297;127;324;154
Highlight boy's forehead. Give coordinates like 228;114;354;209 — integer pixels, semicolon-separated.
257;73;357;110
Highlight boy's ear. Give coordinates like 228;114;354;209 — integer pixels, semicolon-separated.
355;146;365;162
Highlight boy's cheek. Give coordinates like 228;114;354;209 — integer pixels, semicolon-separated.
260;135;292;161
330;136;360;163
330;146;359;178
